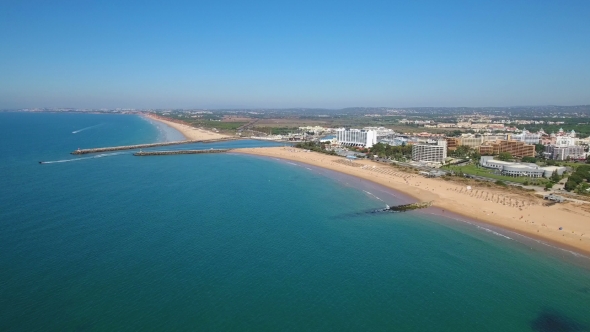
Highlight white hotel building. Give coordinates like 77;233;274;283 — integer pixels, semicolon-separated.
411;140;447;163
544;136;585;161
335;128;377;148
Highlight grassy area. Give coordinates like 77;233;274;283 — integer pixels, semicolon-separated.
443;163;548;185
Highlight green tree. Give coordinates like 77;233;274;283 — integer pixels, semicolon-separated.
450;130;462;137
497;152;512;161
550;170;560;183
521;156;537;163
453;145;471;158
565;180;578;191
535;143;545;154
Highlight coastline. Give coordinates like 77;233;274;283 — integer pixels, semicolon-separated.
234;147;590;257
143;113;229;141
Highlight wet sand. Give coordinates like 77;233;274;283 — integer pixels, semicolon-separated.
235;147;590;256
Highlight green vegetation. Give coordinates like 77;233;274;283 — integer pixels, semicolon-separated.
252;126;298;135
369;142;413;160
521;156;537;163
210;122;248;130
158;113;246;132
564;165;590;193
294;141;337;155
443;163;548;185
497;152;512;161
450;145;470;158
515;120;590;138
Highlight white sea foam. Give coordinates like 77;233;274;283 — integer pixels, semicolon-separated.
363;190;384;202
72;123;103;134
428;212;512;240
428;212;590;259
41;152;125;164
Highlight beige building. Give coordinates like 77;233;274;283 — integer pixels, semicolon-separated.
478;140;535;158
460;136;484;147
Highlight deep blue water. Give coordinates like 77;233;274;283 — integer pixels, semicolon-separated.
1;112;590;331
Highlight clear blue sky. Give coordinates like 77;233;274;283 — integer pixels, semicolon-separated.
1;0;589;109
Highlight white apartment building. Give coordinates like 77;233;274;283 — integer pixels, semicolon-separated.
412;140;447;163
335;128;377;148
544;136;585;160
511;129;541;145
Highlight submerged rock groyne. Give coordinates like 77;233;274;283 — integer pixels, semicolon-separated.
374;201;433;213
72;137;239;155
133;149;230;156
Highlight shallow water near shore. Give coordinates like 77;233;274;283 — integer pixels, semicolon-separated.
1;112;590;331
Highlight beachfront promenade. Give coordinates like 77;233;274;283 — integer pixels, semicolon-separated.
71;137;239;155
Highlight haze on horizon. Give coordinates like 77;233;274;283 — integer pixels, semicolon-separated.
1;0;589;110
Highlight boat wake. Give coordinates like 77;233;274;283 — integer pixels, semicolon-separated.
72;123;103;134
40;152;125;164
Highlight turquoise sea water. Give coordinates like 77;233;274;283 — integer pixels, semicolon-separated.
1;112;590;331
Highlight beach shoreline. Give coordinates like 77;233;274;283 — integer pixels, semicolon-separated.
143;113;229;141
234;147;590;257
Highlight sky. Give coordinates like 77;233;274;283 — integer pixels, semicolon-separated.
1;0;590;109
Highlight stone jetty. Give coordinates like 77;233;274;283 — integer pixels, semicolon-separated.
388;201;432;212
133;149;230;156
374;201;433;213
71;137;239;155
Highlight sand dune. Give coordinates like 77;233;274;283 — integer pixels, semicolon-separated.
145;114;228;141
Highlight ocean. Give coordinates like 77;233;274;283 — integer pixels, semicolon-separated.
1;112;589;331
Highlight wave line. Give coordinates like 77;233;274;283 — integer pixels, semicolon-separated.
72;123;103;134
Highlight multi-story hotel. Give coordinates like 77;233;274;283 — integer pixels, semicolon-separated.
412;140;447;163
544;136;585;160
511;129;542;145
446;138;460;151
477;140;535;158
335;128;377;148
460;136;485;148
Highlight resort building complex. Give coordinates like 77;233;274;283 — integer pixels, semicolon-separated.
543;135;586;160
479;156;566;178
511;129;542;145
412;140;447;163
335;128;377;148
477;140;536;158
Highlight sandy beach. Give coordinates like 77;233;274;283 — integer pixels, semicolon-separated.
235;147;590;256
145;114;229;141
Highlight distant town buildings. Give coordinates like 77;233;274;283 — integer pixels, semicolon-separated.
511;129;541;145
299;126;328;135
538;128;588;161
